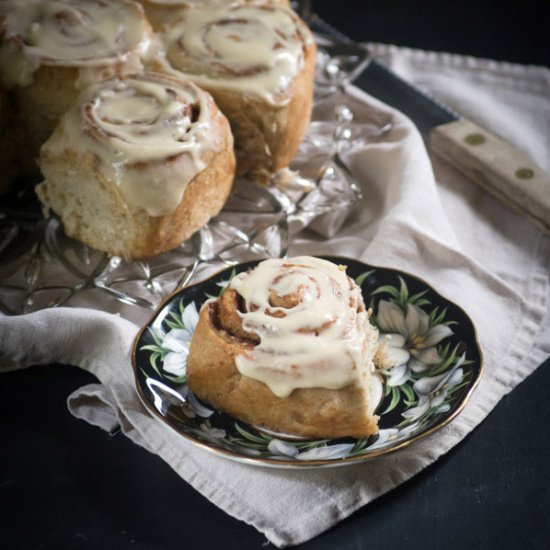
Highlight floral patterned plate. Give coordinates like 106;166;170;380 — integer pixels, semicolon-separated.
132;257;483;469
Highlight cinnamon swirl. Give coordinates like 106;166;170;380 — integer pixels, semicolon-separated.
187;256;382;439
161;2;316;182
36;72;235;260
0;0;157;178
137;1;291;30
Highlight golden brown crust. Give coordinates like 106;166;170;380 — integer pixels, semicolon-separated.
129;138;236;259
37;143;235;260
187;301;379;439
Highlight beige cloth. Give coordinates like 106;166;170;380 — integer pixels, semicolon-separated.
1;44;549;547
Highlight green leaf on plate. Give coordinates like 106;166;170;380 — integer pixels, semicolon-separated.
355;269;374;287
382;386;401;414
370;284;400;299
234;423;270;444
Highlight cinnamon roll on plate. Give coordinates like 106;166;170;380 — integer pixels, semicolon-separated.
161;2;316;182
36;72;235;260
187;256;383;439
0;0;157;179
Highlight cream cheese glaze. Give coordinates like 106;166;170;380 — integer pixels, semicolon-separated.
230;257;378;397
143;0;213;4
163;4;313;105
0;0;152;88
41;73;220;217
142;0;286;5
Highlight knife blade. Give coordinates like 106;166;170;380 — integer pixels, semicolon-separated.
309;15;550;234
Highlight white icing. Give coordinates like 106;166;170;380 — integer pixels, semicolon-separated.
145;0;214;4
0;0;150;88
163;4;312;105
230;256;378;397
144;0;285;6
42;73;221;217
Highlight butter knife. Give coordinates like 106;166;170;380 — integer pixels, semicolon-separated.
355;58;550;234
310;15;550;234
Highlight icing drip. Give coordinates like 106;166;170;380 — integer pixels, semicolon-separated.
230;256;377;397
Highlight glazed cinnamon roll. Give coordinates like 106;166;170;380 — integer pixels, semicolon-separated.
137;0;290;30
188;256;382;439
36;72;235;260
0;0;157;178
161;2;316;182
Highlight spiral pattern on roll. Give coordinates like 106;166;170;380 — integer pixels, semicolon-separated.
41;72;229;217
163;3;313;103
80;73;210;162
0;0;149;66
222;257;373;397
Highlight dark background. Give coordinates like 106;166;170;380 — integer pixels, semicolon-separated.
314;0;550;67
1;2;549;549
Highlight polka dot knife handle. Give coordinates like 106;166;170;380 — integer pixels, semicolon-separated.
430;118;550;234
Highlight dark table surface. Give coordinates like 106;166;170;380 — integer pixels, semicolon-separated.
2;1;549;549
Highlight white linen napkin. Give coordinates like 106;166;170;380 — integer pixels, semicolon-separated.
1;44;549;547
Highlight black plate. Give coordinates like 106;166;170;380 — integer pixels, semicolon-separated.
132;257;483;468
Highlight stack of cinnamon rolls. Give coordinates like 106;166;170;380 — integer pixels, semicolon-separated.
0;0;316;259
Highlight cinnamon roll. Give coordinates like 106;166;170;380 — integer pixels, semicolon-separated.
0;0;157;178
161;2;316;182
36;72;235;260
137;1;291;30
187;256;381;439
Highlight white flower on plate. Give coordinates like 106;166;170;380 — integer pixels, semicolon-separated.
268;438;299;458
367;422;421;451
377;300;453;386
401;355;466;422
296;443;355;461
232;446;262;457
161;302;199;377
187;390;215;418
200;423;226;440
